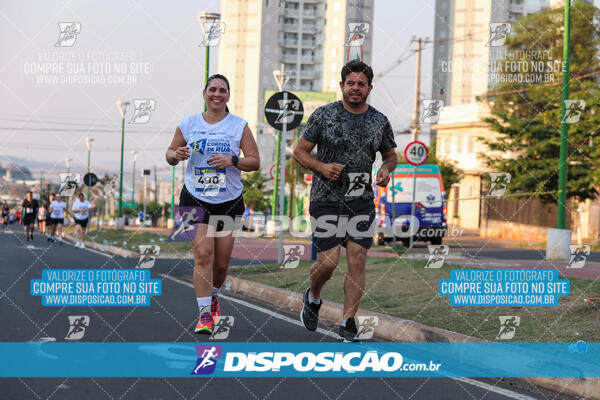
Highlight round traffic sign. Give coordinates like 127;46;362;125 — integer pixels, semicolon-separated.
264;91;304;131
404;141;428;166
269;163;287;180
83;172;98;187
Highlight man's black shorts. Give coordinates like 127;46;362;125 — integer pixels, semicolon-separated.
75;218;88;228
309;199;376;253
179;186;244;232
23;214;36;225
53;218;64;225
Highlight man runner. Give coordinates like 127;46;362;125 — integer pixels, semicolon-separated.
293;60;397;342
21;191;39;241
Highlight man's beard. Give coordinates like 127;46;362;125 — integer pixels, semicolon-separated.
342;91;366;106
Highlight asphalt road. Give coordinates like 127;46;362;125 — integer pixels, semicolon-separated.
0;229;579;400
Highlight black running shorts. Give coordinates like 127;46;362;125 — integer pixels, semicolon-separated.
75;218;88;228
309;199;376;253
23;214;36;225
179;186;244;232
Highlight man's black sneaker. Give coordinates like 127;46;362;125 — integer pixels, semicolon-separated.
338;317;359;342
300;288;321;331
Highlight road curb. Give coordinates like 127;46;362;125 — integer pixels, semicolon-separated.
78;239;600;399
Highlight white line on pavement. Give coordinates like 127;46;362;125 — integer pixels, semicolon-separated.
454;378;538;400
159;273;540;400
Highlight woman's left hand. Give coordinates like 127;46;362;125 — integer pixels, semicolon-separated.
207;155;234;169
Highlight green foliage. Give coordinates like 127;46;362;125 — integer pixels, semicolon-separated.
241;171;270;211
144;201;163;218
481;1;600;201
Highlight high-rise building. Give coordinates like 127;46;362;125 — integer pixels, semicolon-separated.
218;0;374;168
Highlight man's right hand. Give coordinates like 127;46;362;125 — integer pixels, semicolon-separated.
174;146;190;161
319;163;345;180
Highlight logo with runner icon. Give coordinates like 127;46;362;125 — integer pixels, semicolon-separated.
355;316;378;340
496;316;520;340
198;19;226;47
562;100;585;124
57;173;80;197
191;345;222;375
55;22;81;47
129;99;156;124
281;245;305;269
169;207;204;241
345;23;369;46
420;100;444;124
65;315;90;340
189;139;208;155
136;245;160;269
486;22;511;47
425;245;449;269
487;173;511;197
211;316;234;340
345;173;370;197
566;245;590;269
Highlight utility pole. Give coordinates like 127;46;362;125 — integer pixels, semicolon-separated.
557;1;571;230
154;164;158;203
289;128;297;219
410;37;431;141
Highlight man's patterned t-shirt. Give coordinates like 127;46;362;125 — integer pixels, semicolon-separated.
301;101;396;202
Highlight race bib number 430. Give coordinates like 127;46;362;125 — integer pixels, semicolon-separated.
194;167;226;196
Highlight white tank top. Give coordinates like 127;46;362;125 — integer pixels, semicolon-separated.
179;112;246;204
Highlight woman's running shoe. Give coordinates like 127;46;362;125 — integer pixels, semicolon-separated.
194;306;213;335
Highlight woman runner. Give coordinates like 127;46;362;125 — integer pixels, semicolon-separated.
165;74;260;334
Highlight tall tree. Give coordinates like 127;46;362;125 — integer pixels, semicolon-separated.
481;1;600;201
241;171;270;211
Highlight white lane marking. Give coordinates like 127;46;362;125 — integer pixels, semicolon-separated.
454;378;538;400
160;273;541;400
159;273;337;339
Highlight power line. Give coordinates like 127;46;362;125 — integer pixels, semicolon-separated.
0;126;174;134
0;143;166;152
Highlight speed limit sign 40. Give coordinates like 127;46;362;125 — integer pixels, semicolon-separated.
404;141;428;166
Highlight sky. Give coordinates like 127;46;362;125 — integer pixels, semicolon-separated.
0;0;436;181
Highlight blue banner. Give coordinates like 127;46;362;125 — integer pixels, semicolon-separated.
1;342;598;378
30;269;162;306
439;269;569;306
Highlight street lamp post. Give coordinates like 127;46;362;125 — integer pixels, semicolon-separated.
547;0;572;260
131;151;138;204
85;137;94;199
116;101;130;223
197;11;221;112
